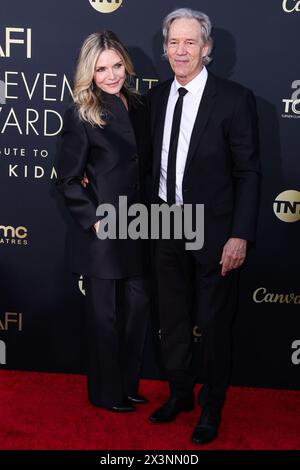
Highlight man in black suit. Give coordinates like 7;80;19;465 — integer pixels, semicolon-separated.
147;8;260;444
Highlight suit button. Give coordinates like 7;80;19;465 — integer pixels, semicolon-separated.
132;154;138;161
131;183;139;190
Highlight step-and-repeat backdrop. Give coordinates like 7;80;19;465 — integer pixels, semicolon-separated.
0;0;299;389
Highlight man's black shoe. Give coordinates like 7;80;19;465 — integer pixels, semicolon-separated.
127;394;149;404
107;403;136;412
191;406;221;444
149;395;194;423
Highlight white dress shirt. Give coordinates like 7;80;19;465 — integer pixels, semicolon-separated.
159;67;208;205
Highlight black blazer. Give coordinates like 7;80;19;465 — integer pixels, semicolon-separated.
146;72;261;262
56;92;146;279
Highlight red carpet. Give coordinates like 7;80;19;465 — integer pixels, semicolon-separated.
0;370;299;450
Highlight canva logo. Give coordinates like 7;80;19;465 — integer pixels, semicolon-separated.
253;287;300;305
282;0;300;13
89;0;123;14
273;190;300;222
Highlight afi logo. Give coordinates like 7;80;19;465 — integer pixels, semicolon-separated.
0;312;23;331
0;27;32;58
282;0;300;12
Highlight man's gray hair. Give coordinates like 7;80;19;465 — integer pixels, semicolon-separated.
162;8;213;65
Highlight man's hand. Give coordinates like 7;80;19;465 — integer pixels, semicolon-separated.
220;237;247;276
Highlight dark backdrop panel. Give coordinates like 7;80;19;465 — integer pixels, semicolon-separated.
0;0;299;389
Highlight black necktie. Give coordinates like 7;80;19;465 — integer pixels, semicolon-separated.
166;87;188;204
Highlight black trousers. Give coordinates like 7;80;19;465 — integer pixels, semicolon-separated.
156;235;238;410
84;276;150;408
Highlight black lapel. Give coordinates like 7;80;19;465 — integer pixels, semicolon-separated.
152;80;173;180
183;72;217;174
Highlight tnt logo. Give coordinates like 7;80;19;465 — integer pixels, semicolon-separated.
89;0;123;13
273;190;300;222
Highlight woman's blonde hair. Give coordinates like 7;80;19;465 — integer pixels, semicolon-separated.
73;31;137;127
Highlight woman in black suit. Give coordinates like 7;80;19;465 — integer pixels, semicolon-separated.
56;31;150;412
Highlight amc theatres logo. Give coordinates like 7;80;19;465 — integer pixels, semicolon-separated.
89;0;123;14
282;80;300;118
0;224;28;246
282;0;300;13
273;190;300;223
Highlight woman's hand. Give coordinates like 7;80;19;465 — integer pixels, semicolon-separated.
81;174;89;188
94;220;100;234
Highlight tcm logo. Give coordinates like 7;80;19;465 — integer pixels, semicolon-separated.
282;80;300;118
0;27;32;58
282;0;300;13
273;190;300;222
0;340;6;365
291;340;300;365
89;0;123;14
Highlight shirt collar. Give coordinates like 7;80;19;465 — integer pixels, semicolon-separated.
173;66;208;96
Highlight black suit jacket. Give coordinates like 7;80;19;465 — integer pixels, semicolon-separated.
145;72;261;262
56;92;146;279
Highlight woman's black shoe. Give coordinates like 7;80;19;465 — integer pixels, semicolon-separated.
107;403;136;412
